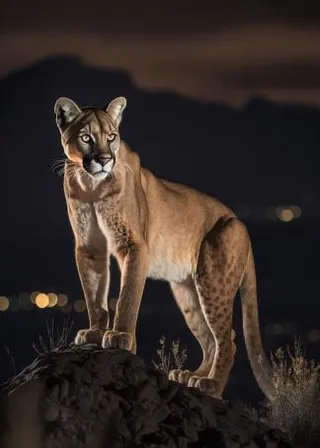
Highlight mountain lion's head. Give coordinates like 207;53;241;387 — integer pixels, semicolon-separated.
54;97;126;180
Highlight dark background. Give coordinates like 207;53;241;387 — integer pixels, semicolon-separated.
0;1;320;404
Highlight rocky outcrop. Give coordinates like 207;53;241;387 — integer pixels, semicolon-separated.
0;345;292;448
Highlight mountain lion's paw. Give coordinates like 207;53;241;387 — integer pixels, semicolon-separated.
168;369;194;384
102;330;133;351
74;329;104;345
188;375;203;388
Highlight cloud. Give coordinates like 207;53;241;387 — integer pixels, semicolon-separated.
1;24;320;106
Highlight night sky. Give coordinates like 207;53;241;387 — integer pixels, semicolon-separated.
1;1;320;403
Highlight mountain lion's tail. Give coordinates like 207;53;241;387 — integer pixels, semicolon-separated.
240;242;275;401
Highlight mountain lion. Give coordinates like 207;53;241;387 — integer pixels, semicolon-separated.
54;96;274;399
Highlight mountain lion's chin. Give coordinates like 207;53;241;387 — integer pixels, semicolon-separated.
91;171;109;181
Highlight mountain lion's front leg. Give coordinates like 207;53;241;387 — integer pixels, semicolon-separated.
75;245;110;345
67;201;110;346
102;243;149;354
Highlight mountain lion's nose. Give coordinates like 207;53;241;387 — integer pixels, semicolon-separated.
96;154;112;166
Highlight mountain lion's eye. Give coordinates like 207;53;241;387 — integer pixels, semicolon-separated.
108;133;117;142
80;134;91;143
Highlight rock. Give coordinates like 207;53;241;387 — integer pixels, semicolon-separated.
0;345;292;448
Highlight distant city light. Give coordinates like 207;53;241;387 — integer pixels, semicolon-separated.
0;290;76;312
47;293;58;307
234;205;251;219
0;296;9;312
19;293;31;310
61;303;72;313
282;322;296;334
276;205;302;223
35;293;49;308
235;204;302;222
9;295;20;312
273;323;283;335
265;207;277;221
279;208;294;222
30;291;41;304
74;300;86;313
308;329;320;343
265;322;296;336
57;293;68;307
290;205;302;218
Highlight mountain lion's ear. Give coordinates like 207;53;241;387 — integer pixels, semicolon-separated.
105;96;127;127
54;97;82;130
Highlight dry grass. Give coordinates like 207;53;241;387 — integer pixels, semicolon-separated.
3;344;16;376
266;340;320;447
152;335;188;374
152;335;320;446
33;317;74;355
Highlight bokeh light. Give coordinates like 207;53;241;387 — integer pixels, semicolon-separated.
281;322;296;334
276;205;302;223
19;293;31;310
265;207;277;221
0;291;71;311
47;293;58;307
265;323;284;336
272;323;283;335
35;293;49;308
61;303;72;313
279;208;294;222
73;300;86;313
9;295;20;312
30;291;41;304
291;205;302;218
57;293;68;307
308;329;320;343
0;296;9;312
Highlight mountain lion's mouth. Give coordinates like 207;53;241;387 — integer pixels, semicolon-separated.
92;170;108;178
84;164;113;178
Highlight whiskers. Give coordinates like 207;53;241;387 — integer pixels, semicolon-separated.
51;157;68;177
51;158;90;183
51;155;134;183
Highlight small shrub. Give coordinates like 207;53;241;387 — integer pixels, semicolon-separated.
266;339;320;447
152;335;187;374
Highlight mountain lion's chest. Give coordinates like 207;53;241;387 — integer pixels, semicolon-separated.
93;200;132;255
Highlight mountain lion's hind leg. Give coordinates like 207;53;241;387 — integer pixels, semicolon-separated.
169;279;216;385
191;217;249;398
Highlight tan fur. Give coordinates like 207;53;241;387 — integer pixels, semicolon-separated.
54;97;274;399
